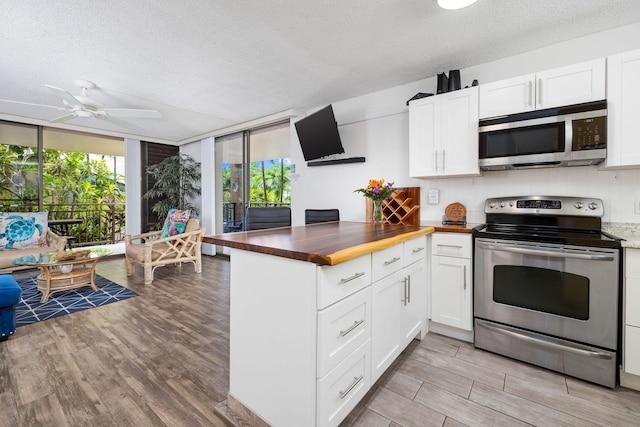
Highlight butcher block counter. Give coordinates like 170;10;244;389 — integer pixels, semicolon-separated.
205;222;434;427
204;221;434;265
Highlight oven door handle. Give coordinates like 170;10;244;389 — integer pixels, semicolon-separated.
476;241;615;261
476;320;613;360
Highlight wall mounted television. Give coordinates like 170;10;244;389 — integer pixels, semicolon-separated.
295;105;345;162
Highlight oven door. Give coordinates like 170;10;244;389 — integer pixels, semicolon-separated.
474;238;619;350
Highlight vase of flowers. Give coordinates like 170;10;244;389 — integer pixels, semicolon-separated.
354;179;395;223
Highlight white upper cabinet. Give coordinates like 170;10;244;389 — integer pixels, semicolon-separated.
479;58;606;118
409;86;479;178
600;49;640;169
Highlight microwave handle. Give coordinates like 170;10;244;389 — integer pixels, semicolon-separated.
565;117;573;154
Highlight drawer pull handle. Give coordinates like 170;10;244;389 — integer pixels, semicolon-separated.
339;319;364;337
384;257;401;266
339;375;364;399
411;247;425;254
339;272;365;284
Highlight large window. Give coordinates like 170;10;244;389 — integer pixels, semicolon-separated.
0;121;126;246
215;122;291;234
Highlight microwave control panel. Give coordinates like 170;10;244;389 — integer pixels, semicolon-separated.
573;116;606;150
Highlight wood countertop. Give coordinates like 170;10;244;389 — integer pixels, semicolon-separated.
419;221;482;234
203;221;435;266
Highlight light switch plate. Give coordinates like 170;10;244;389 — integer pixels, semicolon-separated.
428;188;439;205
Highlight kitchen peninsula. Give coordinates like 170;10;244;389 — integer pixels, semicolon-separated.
204;221;434;427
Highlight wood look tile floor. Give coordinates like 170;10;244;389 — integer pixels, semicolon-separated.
1;255;639;427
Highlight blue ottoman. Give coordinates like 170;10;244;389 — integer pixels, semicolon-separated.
0;275;21;341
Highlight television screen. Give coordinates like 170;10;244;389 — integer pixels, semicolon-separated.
295;105;345;161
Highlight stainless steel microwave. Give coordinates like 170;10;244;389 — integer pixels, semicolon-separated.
478;101;607;171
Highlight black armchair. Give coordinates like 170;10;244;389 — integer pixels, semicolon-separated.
245;207;291;231
305;209;340;225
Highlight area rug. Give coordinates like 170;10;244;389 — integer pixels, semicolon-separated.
15;274;137;327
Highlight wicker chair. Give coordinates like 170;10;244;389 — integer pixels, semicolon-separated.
124;218;204;284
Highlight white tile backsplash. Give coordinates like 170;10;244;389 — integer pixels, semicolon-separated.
419;165;640;224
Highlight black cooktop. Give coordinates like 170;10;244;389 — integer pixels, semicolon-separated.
473;222;622;249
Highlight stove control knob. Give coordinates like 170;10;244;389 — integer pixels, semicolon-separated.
574;202;584;209
500;201;506;208
489;202;495;209
509;201;515;207
588;202;599;210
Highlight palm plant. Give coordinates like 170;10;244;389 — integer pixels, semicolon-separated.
144;153;201;220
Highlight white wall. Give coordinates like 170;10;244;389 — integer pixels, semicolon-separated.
290;21;640;225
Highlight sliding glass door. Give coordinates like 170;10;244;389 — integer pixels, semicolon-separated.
215;122;290;235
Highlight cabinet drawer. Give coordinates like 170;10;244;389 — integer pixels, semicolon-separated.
317;340;371;427
318;254;371;309
431;233;471;258
372;244;404;282
625;325;640;376
317;287;371;378
404;235;427;266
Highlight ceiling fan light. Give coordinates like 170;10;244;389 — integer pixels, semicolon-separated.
437;0;478;10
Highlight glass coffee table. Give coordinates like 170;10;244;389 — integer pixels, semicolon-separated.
12;248;112;303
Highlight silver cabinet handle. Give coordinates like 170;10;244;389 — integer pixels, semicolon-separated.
407;275;411;303
339;375;364;399
463;265;467;290
442;149;446;172
339;319;364;337
384;257;401;266
411;247;425;254
339;272;365;284
537;78;543;106
434;149;439;173
527;80;533;107
401;277;407;305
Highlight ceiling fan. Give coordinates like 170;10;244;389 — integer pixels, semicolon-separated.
43;79;162;123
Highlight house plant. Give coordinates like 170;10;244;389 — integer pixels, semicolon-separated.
354;179;395;223
143;153;201;224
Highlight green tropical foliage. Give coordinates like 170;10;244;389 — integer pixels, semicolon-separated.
221;159;291;205
0;144;126;245
144;153;201;219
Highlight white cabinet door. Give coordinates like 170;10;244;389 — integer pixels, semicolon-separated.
479;59;605;118
479;74;535;118
601;49;640;169
409;95;439;177
400;260;426;348
536;58;605;110
431;255;472;331
409;87;479;178
441;87;480;177
371;269;403;383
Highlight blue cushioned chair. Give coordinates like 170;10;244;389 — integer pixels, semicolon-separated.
0;275;21;341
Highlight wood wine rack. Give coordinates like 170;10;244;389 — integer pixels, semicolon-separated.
366;187;420;225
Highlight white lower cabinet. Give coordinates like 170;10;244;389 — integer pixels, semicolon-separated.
623;248;640;387
430;233;473;334
229;235;429;427
371;236;427;383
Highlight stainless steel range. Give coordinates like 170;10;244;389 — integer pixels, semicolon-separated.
473;196;622;388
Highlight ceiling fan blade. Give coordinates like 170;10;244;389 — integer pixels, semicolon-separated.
101;108;161;118
49;113;77;124
0;98;65;110
44;84;83;107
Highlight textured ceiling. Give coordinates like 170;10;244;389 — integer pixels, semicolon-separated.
1;0;640;144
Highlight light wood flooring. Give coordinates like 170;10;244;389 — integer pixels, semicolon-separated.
1;254;639;426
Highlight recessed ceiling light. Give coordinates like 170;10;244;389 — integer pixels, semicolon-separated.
437;0;478;10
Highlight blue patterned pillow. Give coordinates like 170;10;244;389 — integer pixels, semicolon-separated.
161;209;190;238
0;212;48;250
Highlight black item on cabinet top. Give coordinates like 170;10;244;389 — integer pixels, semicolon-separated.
406;92;434;106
